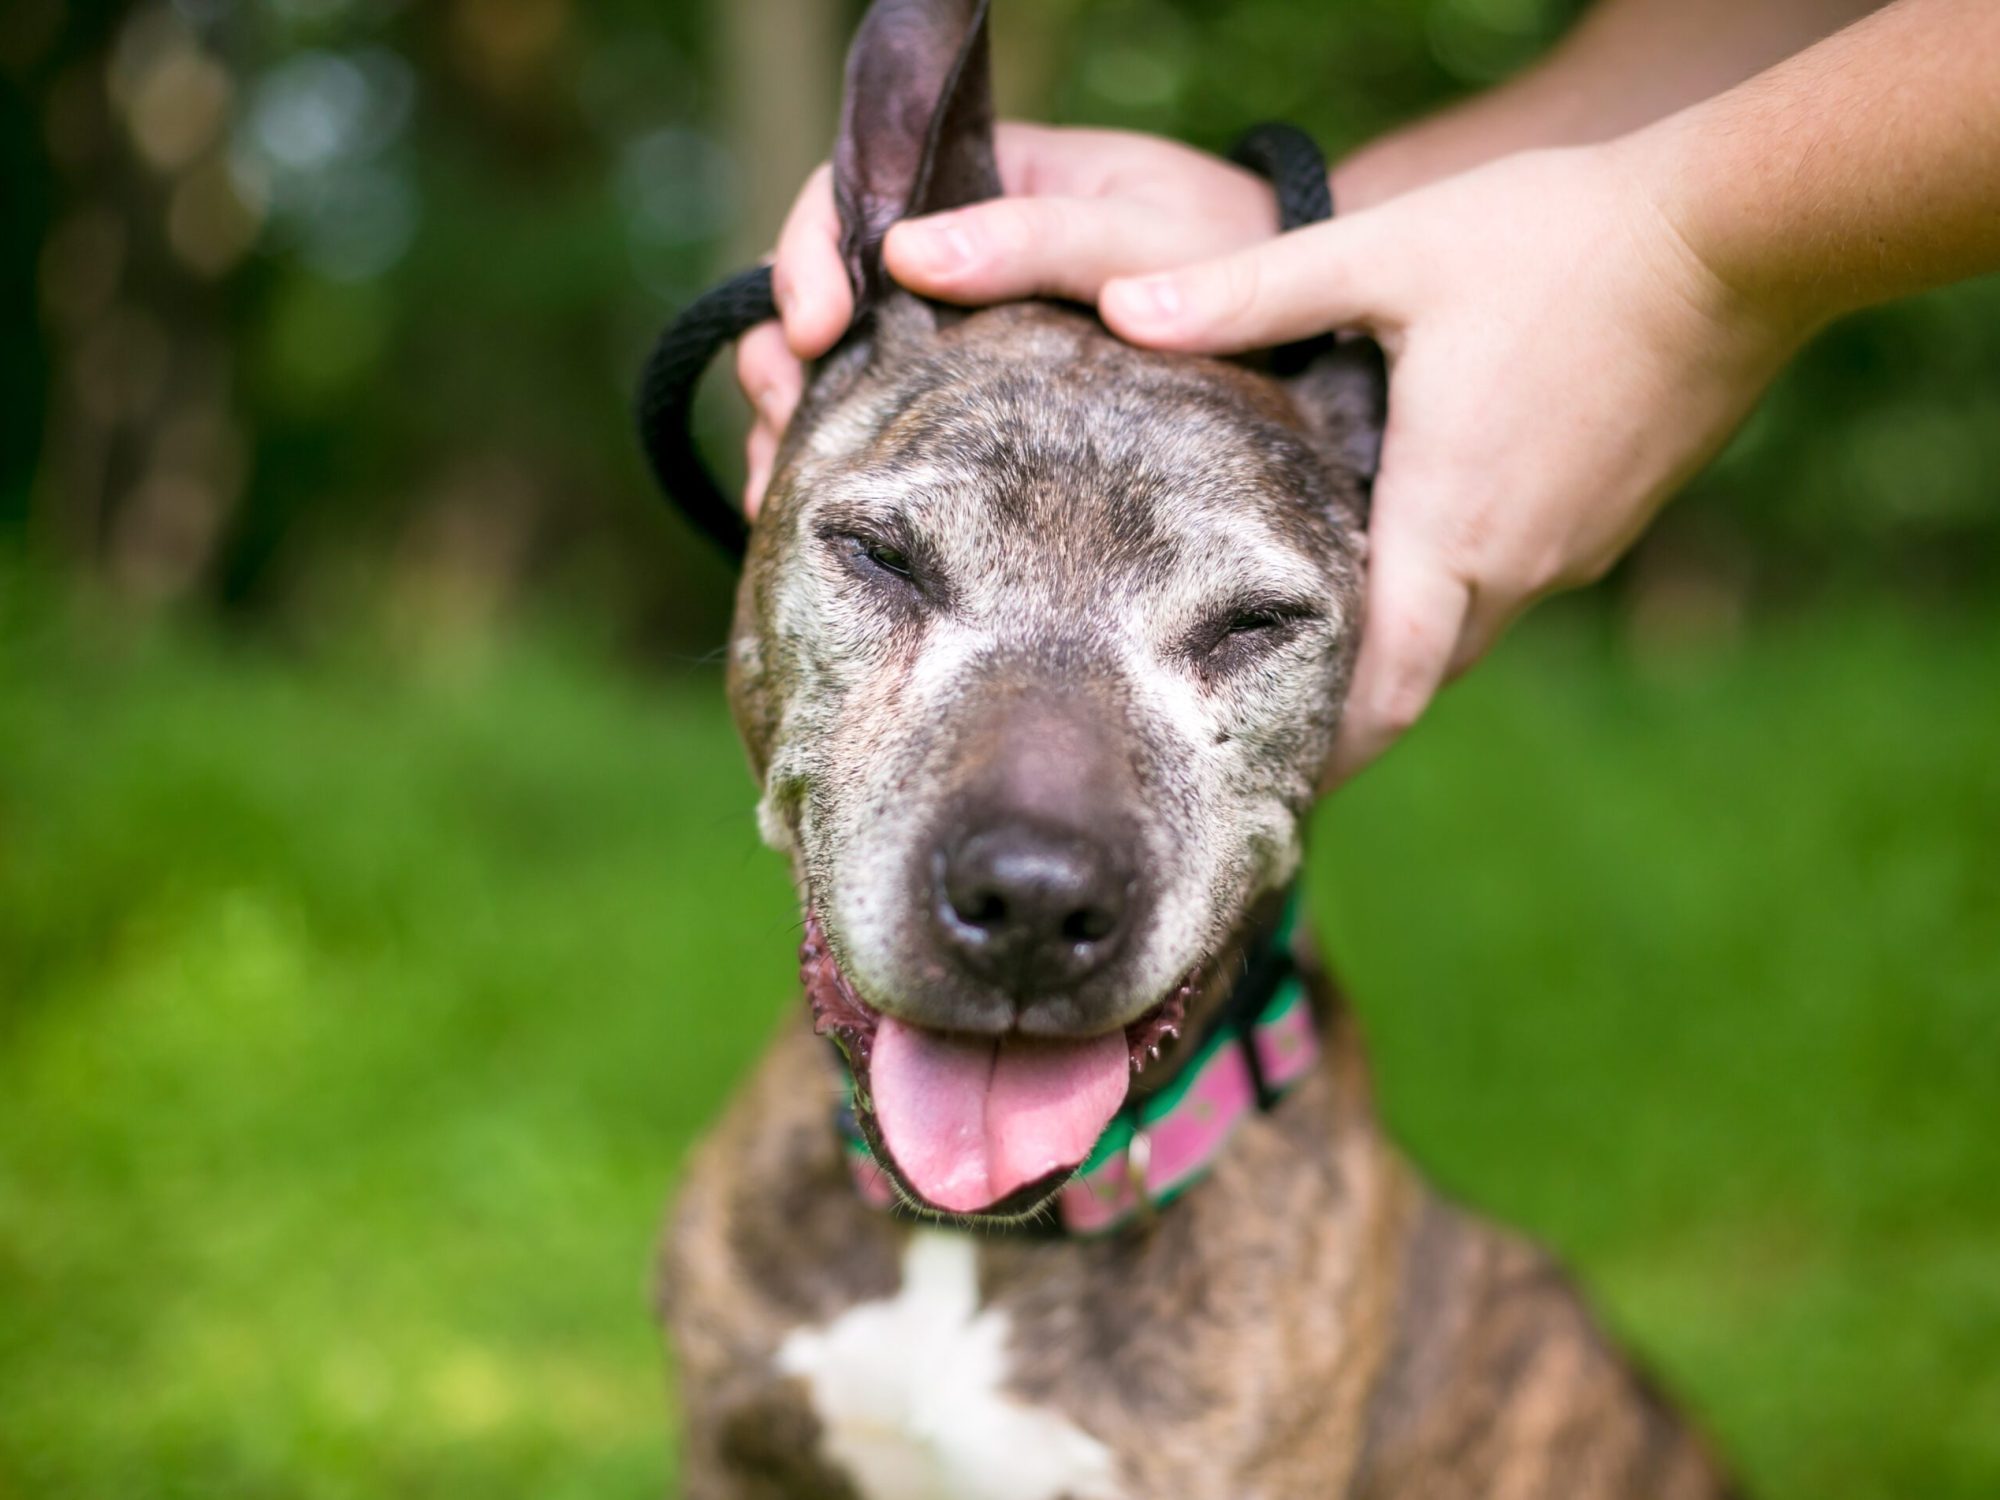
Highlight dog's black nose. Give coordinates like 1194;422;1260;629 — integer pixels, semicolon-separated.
936;822;1131;994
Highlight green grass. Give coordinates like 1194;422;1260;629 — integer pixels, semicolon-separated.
1;582;1996;1497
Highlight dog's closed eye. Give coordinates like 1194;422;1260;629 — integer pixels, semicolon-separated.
1225;608;1295;638
857;537;913;580
821;523;936;606
1185;600;1322;675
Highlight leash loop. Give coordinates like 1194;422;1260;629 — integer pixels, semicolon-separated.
1227;121;1334;234
633;264;773;562
633;125;1336;564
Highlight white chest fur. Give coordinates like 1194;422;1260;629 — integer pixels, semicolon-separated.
775;1230;1127;1500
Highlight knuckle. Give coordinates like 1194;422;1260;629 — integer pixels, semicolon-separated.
793;162;834;222
1438;503;1501;576
777;167;840;271
1370;675;1432;738
972;201;1032;261
1525;560;1575;598
1514;541;1603;596
1514;543;1567;596
1210;251;1266;327
733;327;786;400
1564;548;1617;589
1439;512;1568;604
1361;640;1440;738
1482;555;1544;608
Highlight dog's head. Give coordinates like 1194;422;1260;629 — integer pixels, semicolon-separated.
728;0;1384;1221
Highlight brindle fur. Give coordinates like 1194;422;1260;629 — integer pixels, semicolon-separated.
665;951;1733;1499
659;2;1736;1494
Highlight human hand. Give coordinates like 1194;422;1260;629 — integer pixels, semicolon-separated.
736;130;1805;789
734;123;1279;511
1094;142;1806;784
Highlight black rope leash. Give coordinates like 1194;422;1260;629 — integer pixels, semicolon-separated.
634;264;774;561
634;122;1336;565
1227;122;1333;237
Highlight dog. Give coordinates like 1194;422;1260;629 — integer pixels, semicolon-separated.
659;2;1737;1496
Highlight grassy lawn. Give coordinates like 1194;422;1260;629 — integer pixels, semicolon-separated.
2;580;1996;1497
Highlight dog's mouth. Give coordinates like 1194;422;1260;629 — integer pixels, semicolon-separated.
800;911;1191;1221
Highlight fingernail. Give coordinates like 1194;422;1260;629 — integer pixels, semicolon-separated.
1116;275;1182;324
900;216;976;274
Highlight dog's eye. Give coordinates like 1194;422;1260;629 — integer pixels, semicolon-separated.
862;540;914;579
828;528;926;597
1226;609;1287;637
1190;601;1318;673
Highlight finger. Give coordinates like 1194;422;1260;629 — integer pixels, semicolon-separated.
735;321;803;522
992;122;1157;197
1101;216;1396;355
743;419;779;519
994;121;1189;196
1323;513;1469;788
992;121;1271;206
1447;579;1532;681
772;163;853;359
992;121;1074;195
735;320;804;435
884;197;1256;307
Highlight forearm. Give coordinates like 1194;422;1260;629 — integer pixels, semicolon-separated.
1336;0;1885;207
1635;0;2000;327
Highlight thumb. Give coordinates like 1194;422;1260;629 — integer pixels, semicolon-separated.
1321;464;1471;789
1100;214;1396;355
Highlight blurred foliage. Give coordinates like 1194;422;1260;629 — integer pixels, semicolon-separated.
2;576;1996;1494
3;0;1997;651
7;0;744;642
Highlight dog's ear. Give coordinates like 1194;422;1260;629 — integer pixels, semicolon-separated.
834;0;1001;313
1285;337;1388;524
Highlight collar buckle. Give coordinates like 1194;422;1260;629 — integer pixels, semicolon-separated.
1122;1128;1158;1232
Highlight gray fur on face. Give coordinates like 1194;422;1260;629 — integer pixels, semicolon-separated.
728;296;1370;1029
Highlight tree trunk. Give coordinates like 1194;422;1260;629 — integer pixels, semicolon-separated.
719;0;845;262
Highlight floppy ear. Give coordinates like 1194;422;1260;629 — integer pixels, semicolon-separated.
834;0;1002;312
1286;336;1388;524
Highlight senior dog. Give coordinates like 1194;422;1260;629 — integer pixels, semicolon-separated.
657;3;1736;1496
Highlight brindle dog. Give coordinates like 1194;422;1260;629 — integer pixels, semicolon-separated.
661;2;1736;1496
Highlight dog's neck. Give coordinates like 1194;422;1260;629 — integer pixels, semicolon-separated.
830;886;1323;1237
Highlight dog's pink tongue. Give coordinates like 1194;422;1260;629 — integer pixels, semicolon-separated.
870;1017;1129;1214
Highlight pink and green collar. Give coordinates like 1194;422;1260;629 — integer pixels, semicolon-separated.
835;892;1319;1236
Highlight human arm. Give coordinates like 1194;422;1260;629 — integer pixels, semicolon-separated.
1645;0;2000;321
1334;0;1886;208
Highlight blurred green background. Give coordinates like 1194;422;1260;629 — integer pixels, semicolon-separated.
1;0;1995;1496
